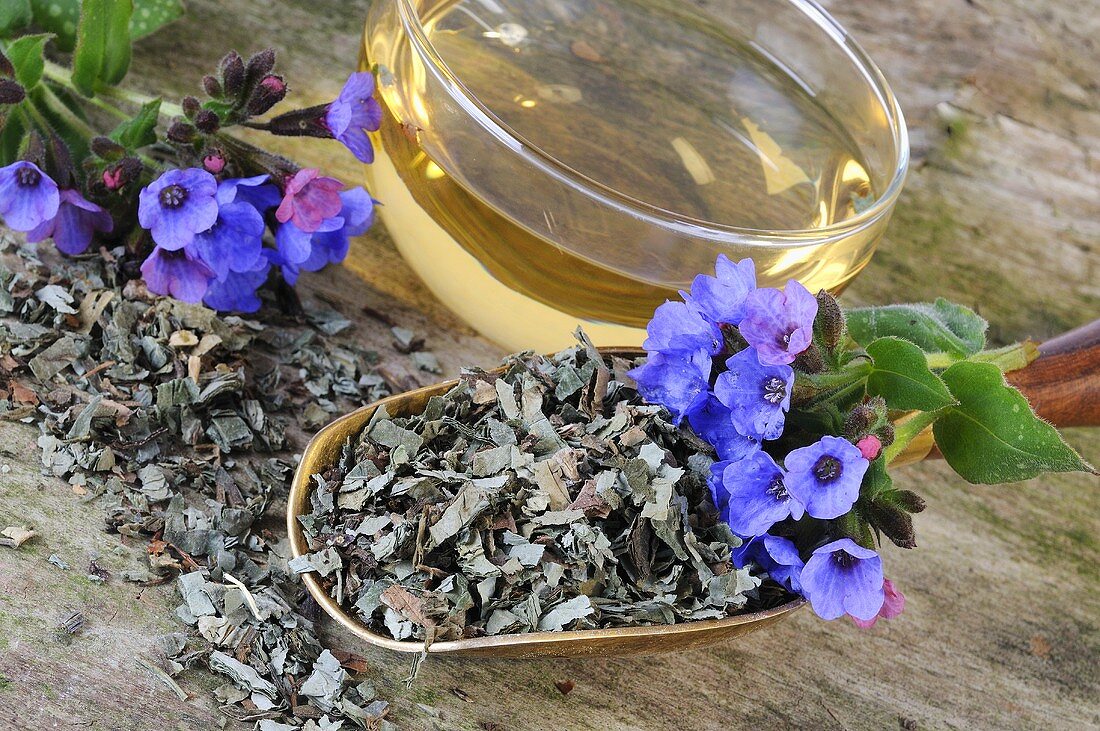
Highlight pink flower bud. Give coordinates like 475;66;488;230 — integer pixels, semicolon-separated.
102;167;124;190
260;74;286;94
202;153;226;174
856;434;882;461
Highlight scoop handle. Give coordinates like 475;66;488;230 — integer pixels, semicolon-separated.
1008;319;1100;427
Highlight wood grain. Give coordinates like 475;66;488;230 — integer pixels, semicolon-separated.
0;1;1097;730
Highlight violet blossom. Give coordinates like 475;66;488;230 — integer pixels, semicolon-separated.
800;538;885;621
627;349;711;424
203;260;271;313
275;168;343;233
739;280;818;365
713;348;794;440
325;72;383;164
192;179;267;279
138;168;219;250
715;450;801;536
687;254;756;325
140;246;215;303
784;435;868;519
0;161;60;232
732;534;804;593
686;395;758;462
851;578;905;628
27;188;113;255
642;299;723;356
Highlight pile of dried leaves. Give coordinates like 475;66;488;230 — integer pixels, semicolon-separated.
293;336;777;646
0;234;423;729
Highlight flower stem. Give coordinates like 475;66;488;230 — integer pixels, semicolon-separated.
42;60;185;119
884;409;943;465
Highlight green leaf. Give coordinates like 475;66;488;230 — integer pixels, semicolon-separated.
4;33;51;89
865;337;956;411
29;0;80;52
0;0;33;37
0;107;27;165
847;298;988;358
934;361;1094;484
71;0;133;96
130;0;184;40
109;97;160;150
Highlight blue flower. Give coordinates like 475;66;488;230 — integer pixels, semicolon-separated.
219;173;281;212
784;435;868;519
713;348;794;440
643;300;723;356
192;179;267;280
739;280;818;365
203;260;271;313
732;534;804;593
138;168;219;250
325;72;383;164
800;538;885;620
687;395;758;462
27;188;113;255
627;349;711;424
715;450;801;536
140;246;214;303
687;255;756;325
274;187;374;278
0;161;60;232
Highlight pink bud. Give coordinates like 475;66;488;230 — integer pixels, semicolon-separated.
102;167;124;190
202;153;226;174
260;75;286;94
856;434;882;461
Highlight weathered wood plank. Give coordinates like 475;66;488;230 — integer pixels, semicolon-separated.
1;0;1097;729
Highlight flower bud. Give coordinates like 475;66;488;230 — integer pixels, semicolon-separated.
202;74;223;98
166;120;198;143
894;489;926;514
102;157;144;191
0;49;13;78
0;78;25;105
876;422;895;448
844;404;876;440
220;51;245;97
202;151;226;174
814;290;846;351
91;136;126;161
856;434;882;461
246;49;276;80
247;74;287;116
194;109;220;134
867;501;916;549
182;95;201;119
792;343;824;373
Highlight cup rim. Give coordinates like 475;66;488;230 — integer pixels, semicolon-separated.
391;0;909;244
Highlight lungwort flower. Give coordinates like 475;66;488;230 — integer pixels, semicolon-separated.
714;450;799;536
686;395;758;462
274;187;374;284
739;280;818;365
642;299;723;356
326;72;383;164
203;260;271;314
0;161;60;232
784;435;868;519
27;188;113;255
275;168;343;233
851;577;905;628
628;349;711;424
713;348;794;440
192;178;268;279
686;254;756;325
140;246;215;303
800;538;885;621
732;534;804;593
138;168;219;250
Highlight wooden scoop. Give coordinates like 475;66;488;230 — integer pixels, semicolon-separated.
287;321;1098;659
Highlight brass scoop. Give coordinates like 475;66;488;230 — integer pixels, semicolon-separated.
287;322;1099;659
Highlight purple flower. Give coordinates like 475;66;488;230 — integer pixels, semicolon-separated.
203;260;271;313
686;395;758;462
784;436;867;519
800;538;885;621
275;168;343;233
192;179;267;279
732;534;804;593
275;187;374;271
140;246;215;302
713;348;793;440
26;189;113;255
642;300;723;356
687;255;756;325
739;280;818;365
0;161;60;232
851;577;905;628
628;349;711;423
138;168;219;251
220;173;281;212
325;72;383;164
715;451;800;536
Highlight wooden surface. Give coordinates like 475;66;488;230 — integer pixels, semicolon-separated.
1;1;1098;729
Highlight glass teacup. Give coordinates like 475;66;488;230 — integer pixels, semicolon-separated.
358;0;908;352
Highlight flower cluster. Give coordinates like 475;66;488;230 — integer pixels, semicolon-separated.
0;45;383;315
630;257;902;626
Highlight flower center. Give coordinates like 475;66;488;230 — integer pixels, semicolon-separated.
15;166;40;187
776;328;794;348
766;475;788;501
833;551;857;569
159;184;188;208
762;376;787;404
813;455;842;483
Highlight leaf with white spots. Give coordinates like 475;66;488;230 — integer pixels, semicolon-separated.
29;0;81;51
934;361;1094;484
129;0;184;40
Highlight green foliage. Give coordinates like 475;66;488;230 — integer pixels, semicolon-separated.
0;0;33;37
130;0;184;40
109;97;160;150
29;0;80;52
0;107;26;165
865;337;956;411
71;0;134;96
5;33;51;89
934;361;1093;484
847;298;987;358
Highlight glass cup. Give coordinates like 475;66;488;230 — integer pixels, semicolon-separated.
357;0;909;352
